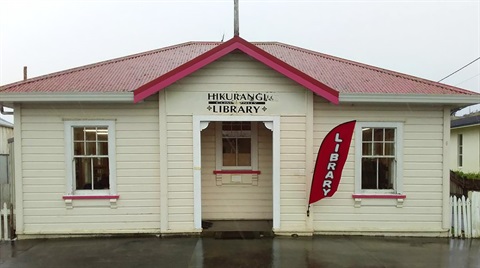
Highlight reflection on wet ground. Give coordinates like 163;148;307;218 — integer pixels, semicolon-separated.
1;236;479;268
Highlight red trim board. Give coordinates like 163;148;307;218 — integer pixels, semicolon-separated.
213;170;261;175
63;195;120;200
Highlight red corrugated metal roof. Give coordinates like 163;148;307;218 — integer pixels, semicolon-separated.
0;39;478;97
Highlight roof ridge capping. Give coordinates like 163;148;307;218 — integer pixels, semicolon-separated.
0;41;207;91
261;42;478;96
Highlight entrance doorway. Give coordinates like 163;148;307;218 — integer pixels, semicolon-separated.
193;116;280;232
200;121;272;234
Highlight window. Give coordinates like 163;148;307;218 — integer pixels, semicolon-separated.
216;121;258;170
355;122;403;194
458;134;463;167
65;121;116;195
222;121;251;167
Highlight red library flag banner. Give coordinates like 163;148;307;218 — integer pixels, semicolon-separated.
308;120;356;205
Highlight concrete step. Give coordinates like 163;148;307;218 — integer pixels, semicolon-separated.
201;220;273;239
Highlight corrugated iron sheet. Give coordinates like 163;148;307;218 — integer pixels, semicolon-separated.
0;41;477;96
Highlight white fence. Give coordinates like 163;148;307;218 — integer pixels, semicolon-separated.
451;192;480;238
1;202;12;240
1;140;15;241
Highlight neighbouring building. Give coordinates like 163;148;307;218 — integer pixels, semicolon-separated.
450;113;480;173
0;117;14;206
0;118;13;154
0;36;479;238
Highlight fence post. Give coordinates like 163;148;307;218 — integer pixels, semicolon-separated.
2;202;8;240
466;197;472;238
461;196;468;238
453;197;458;237
471;192;480;238
449;196;453;237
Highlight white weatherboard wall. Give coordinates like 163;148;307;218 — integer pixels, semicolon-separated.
164;52;310;233
17;98;161;235
201;123;273;220
279;115;308;232
13;51;452;237
312;99;448;235
165;114;195;231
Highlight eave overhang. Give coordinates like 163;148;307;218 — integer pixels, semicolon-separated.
0;92;134;105
340;93;480;106
451;123;480;129
133;36;339;104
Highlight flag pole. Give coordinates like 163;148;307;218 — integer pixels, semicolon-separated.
234;0;239;36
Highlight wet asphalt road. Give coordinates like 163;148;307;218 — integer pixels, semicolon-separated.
1;236;479;268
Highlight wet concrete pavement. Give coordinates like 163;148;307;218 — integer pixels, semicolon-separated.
1;236;479;268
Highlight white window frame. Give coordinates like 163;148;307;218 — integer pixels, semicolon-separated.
215;121;258;171
64;120;117;196
354;122;403;194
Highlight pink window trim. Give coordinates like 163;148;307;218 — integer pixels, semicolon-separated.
213;170;261;175
352;194;406;199
62;195;120;200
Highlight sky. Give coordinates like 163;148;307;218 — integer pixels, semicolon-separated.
0;0;479;123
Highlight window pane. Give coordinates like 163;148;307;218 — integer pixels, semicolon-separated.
222;122;232;131
362;128;372;141
230;122;242;131
86;141;96;155
97;128;108;141
361;158;377;189
385;143;395;156
73;128;84;141
374;128;384;142
361;158;395;190
238;154;251;166
384;128;395;141
85;128;96;141
223;138;237;166
237;138;251;166
223;138;236;153
98;142;109;155
237;138;251;153
223;153;236;166
373;142;384;155
241;122;251;131
75;158;92;190
74;142;85;155
362;142;372;156
378;158;394;189
93;158;109;189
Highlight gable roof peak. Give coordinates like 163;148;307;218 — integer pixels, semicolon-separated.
133;36;339;104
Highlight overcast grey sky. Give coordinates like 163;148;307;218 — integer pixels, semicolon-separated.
1;0;479;122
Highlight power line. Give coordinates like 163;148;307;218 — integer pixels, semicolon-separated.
455;73;480;86
438;57;480;82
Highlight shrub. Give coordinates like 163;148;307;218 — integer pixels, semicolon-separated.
453;170;480;180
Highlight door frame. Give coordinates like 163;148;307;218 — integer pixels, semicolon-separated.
193;115;280;230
